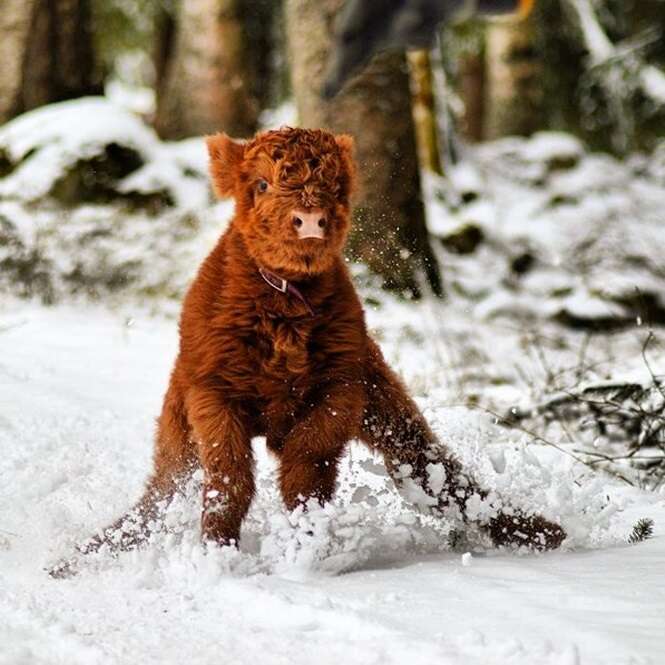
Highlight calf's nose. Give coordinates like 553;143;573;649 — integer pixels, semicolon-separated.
292;209;326;239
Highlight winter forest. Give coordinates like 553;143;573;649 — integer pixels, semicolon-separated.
2;0;665;663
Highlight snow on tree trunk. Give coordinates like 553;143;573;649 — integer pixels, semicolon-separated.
285;0;443;298
154;0;272;140
0;0;100;124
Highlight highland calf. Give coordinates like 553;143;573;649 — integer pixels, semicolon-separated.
53;127;564;574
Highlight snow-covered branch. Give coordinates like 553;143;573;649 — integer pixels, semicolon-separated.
567;0;613;64
565;0;665;107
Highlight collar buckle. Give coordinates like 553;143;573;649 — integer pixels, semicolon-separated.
259;267;287;293
258;266;316;317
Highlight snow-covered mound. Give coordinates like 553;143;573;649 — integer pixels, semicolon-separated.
0;97;209;208
427;131;665;328
0;198;233;307
0;98;228;306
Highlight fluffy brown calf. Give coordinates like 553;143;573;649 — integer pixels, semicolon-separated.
55;127;564;572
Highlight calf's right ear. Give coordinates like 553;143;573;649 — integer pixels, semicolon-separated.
206;133;244;198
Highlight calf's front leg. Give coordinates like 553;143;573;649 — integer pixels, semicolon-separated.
277;380;364;511
186;386;255;547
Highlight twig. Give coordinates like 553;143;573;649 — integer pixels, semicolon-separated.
641;331;665;402
573;450;665;464
468;404;633;482
575;332;592;382
529;331;557;389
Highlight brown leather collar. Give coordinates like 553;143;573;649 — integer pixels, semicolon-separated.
258;267;315;316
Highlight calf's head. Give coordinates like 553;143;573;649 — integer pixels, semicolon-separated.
207;127;356;276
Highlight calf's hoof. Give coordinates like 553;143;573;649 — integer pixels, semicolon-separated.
488;511;566;551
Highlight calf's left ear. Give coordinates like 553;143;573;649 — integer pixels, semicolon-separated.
206;133;244;198
335;133;357;198
335;134;355;159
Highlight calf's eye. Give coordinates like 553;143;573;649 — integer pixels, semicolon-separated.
257;179;269;193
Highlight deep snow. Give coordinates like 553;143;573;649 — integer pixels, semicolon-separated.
1;305;664;665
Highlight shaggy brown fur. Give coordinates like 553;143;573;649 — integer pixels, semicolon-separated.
53;127;564;574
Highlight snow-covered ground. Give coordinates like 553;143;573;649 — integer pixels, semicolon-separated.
2;98;665;664
1;303;664;665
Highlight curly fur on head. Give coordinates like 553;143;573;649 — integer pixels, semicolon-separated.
206;127;356;278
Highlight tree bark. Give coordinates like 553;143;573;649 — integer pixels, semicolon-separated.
458;51;486;142
407;50;443;175
155;0;276;140
483;13;543;139
285;0;443;298
0;0;100;124
447;19;488;144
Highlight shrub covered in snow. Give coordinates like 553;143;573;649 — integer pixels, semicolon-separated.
0;98;226;305
427;131;665;330
0;97;209;208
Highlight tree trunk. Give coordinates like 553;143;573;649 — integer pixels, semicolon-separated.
407;50;443;175
0;0;100;124
285;0;443;298
458;50;486;142
446;19;488;144
483;13;543;139
155;0;276;140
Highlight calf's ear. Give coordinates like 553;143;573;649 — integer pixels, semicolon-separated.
335;133;355;159
206;133;244;198
335;133;357;199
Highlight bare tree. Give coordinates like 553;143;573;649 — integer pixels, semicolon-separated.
155;0;276;140
0;0;100;124
285;0;443;297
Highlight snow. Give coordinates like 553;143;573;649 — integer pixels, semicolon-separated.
425;132;665;326
566;0;613;65
640;66;665;106
0;97;209;209
105;79;156;117
1;303;664;665
520;132;584;165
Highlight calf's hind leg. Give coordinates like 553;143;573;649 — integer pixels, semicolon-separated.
50;376;196;577
358;340;565;551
